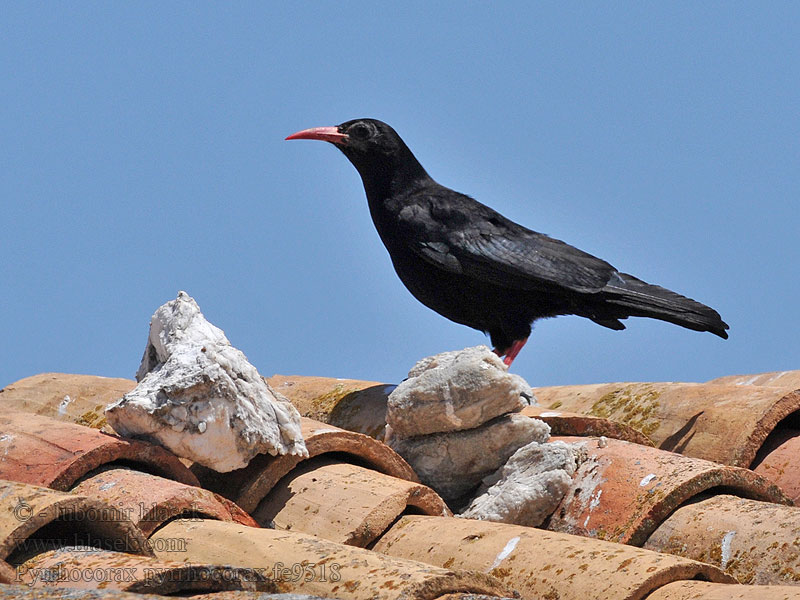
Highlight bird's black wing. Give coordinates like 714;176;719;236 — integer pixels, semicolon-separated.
392;187;618;294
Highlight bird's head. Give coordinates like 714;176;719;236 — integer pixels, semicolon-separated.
286;118;429;195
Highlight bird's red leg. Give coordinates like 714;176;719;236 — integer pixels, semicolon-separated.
502;338;528;366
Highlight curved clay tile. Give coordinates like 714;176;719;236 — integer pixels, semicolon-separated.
533;381;800;469
417;596;514;600
0;373;135;431
521;405;654;446
192;594;510;600
15;548;275;594
266;374;392;440
645;493;800;585
0;585;173;599
708;370;800;388
151;518;511;600
647;580;800;599
253;456;449;546
0;480;151;563
0;411;198;490
546;436;788;546
192;417;417;513
373;515;734;600
189;594;346;600
70;466;257;536
751;426;800;503
0;560;16;584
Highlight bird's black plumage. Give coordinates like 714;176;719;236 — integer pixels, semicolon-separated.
287;119;729;365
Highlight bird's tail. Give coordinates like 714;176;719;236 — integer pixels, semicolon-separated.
601;272;729;339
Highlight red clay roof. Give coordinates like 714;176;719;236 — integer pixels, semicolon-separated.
1;371;800;599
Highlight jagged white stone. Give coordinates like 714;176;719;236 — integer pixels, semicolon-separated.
460;440;582;526
387;346;536;440
389;413;551;503
105;291;307;471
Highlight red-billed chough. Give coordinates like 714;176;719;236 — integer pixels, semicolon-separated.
287;119;729;366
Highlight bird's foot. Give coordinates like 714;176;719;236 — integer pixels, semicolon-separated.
493;338;529;366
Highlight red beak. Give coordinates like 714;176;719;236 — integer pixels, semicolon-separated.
285;126;348;145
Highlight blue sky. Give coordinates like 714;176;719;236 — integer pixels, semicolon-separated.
2;4;798;389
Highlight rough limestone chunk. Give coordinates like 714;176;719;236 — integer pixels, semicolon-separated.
106;292;307;471
460;440;581;526
387;346;536;440
389;413;550;502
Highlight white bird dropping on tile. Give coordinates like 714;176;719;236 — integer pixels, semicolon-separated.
720;530;736;569
640;473;657;486
105;291;307;471
488;536;520;570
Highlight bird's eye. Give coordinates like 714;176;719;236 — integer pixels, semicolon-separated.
348;123;373;140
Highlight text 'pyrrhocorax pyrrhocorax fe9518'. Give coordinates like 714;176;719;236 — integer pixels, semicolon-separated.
287;119;728;366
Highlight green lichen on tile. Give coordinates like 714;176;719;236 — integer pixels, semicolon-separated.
736;567;756;584
780;567;800;582
306;385;357;421
353;521;374;546
725;557;743;577
548;400;563;409
328;386;388;439
707;541;722;564
588;385;662;437
490;566;512;579
76;408;107;429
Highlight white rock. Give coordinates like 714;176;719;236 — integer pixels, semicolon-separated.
105;292;307;471
460;440;581;526
389;413;550;503
387;346;536;440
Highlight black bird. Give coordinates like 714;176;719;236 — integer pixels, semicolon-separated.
287;119;729;366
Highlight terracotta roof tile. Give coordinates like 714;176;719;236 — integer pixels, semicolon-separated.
15;548;274;594
546;436;788;546
521;405;654;445
265;375;391;440
708;370;800;388
70;465;257;536
0;562;16;585
0;411;198;490
645;493;800;584
6;370;800;598
530;375;800;505
192;417;417;513
189;594;334;600
534;380;800;468
253;456;449;546
421;595;516;600
647;580;800;599
0;585;169;599
373;515;734;600
150;518;512;600
751;426;800;503
0;480;151;564
0;373;135;431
